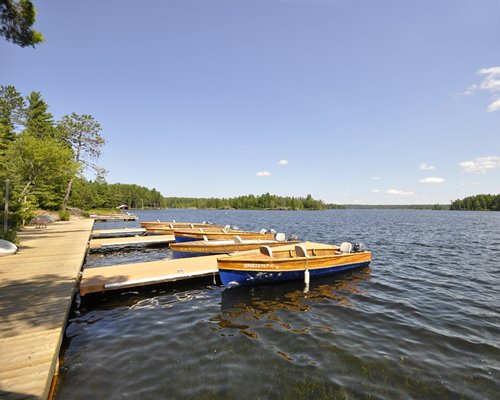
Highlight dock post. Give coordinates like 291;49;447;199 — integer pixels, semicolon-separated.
3;179;9;232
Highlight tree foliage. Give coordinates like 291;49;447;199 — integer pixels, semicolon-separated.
450;194;500;211
58;113;106;210
24;91;55;138
162;193;329;210
6;132;75;218
0;0;44;47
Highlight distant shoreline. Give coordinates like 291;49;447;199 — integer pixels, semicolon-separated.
121;205;456;211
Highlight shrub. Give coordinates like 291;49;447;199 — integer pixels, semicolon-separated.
0;229;19;245
59;210;70;221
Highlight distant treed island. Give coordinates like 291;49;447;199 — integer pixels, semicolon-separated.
69;182;336;211
450;194;500;211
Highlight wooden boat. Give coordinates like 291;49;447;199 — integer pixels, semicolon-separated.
145;223;225;235
174;228;275;243
170;233;296;255
140;220;219;229
217;241;371;288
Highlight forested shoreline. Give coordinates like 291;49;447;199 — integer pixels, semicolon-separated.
450;194;500;211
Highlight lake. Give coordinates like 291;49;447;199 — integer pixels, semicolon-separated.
55;209;500;399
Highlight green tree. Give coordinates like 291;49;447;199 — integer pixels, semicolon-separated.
58;113;106;210
6;132;75;222
0;0;44;47
0;85;25;183
24;91;54;138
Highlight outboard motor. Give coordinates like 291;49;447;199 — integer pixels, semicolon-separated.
287;234;299;242
232;225;239;230
353;243;366;252
275;232;286;242
268;229;277;235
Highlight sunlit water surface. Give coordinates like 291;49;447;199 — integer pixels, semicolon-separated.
55;210;500;399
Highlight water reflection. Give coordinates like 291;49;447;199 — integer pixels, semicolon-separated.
210;267;371;341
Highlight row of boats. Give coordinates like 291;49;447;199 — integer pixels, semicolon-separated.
139;220;372;288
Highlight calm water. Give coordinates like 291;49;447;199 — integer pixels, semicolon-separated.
55;210;500;399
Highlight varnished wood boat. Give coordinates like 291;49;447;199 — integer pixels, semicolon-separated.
174;228;275;242
140;221;219;229
217;241;371;288
143;222;224;235
170;234;296;255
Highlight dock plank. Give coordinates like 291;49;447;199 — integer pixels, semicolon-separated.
91;228;146;238
89;234;174;250
80;254;223;295
0;218;93;400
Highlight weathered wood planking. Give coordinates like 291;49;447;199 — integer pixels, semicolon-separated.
79;254;223;295
0;218;93;400
91;228;147;238
89;234;174;249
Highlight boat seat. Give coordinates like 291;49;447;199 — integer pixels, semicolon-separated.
338;242;352;254
275;232;286;242
202;235;208;241
190;224;194;228
199;228;204;233
222;229;227;233
234;236;242;244
260;246;273;257
295;244;308;258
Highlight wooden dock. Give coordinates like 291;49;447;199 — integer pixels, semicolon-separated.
0;218;93;400
80;254;222;295
88;234;174;250
90;214;138;221
91;228;146;238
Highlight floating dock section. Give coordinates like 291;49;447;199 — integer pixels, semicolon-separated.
91;228;147;238
80;254;223;295
90;214;138;221
89;234;174;250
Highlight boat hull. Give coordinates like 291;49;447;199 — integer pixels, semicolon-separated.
219;261;370;287
217;247;371;288
174;230;275;243
170;240;298;255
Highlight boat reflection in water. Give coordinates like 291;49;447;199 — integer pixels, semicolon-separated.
209;267;371;343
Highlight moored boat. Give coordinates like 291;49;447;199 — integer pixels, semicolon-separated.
140;220;219;229
217;241;371;288
174;228;276;243
170;233;297;256
145;224;225;235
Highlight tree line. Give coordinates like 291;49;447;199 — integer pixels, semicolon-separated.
163;193;335;210
0;85;106;233
450;194;500;211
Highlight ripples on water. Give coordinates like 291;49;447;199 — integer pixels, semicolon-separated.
56;210;500;399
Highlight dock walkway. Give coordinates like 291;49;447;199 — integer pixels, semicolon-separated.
0;218;93;400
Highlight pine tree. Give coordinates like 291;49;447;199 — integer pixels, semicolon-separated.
24;91;55;138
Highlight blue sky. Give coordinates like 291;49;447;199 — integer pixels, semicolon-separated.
2;0;499;204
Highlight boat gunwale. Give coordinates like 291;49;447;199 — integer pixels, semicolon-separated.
217;250;372;271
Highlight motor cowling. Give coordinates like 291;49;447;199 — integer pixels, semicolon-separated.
352;243;366;252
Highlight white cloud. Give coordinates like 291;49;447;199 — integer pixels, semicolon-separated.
459;156;500;174
419;177;445;184
461;84;478;96
487;98;500;112
256;171;272;177
371;176;381;181
278;160;288;166
463;67;500;112
478;67;500;91
386;189;415;197
419;163;436;171
371;189;380;193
